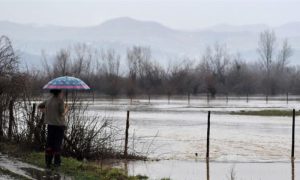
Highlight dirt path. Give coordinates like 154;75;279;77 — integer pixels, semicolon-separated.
0;154;73;180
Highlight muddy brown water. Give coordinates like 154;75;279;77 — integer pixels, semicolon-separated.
88;98;300;179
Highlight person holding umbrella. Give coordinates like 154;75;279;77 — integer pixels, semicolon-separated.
39;76;90;168
38;89;67;168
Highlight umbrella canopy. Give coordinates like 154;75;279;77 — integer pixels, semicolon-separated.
43;76;90;90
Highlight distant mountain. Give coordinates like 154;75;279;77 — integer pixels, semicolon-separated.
276;22;300;37
0;17;300;68
204;23;269;33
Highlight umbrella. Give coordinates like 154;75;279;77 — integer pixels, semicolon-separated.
43;76;90;102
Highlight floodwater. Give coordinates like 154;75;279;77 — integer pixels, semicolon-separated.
0;154;72;180
89;96;300;180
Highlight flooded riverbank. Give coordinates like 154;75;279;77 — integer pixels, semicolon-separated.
87;97;300;179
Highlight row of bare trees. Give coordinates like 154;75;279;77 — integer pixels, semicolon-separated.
27;30;295;102
0;37;123;160
0;29;297;110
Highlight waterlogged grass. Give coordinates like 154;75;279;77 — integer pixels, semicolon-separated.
231;109;300;116
0;142;170;180
24;152;148;180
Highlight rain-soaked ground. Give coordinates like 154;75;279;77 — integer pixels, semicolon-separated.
0;154;72;180
87;96;300;180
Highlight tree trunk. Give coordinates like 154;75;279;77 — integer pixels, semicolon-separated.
8;100;15;140
207;93;210;104
0;109;3;138
27;103;36;142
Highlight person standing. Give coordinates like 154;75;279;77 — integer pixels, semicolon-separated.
38;89;67;168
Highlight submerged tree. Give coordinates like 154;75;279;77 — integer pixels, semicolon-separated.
100;49;121;101
257;30;276;97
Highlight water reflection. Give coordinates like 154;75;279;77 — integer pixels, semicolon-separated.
292;159;295;180
124;160;128;176
21;167;71;180
206;159;210;180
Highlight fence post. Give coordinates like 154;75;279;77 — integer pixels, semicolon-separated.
246;93;249;103
287;93;289;104
124;111;130;158
206;111;211;159
292;109;296;159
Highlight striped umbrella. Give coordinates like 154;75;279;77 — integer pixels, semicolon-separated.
43;76;90;90
43;76;90;101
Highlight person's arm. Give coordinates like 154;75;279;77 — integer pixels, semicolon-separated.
38;100;46;112
58;99;66;115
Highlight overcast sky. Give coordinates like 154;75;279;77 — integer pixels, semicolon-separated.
0;0;299;30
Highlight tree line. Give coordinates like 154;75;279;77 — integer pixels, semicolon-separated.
25;30;295;101
1;29;298;103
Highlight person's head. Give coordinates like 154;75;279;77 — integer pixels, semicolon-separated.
50;89;63;98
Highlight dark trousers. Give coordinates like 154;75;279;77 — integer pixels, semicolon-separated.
45;125;65;167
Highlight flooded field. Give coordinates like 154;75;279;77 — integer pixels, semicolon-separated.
88;96;300;180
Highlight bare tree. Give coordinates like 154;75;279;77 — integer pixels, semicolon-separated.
277;39;293;72
126;46;151;102
0;36;19;139
100;49;121;101
198;44;230;97
53;48;71;76
257;30;276;97
276;39;293;95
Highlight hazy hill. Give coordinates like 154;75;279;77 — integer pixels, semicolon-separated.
0;17;299;68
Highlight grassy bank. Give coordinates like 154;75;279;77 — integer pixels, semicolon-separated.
24;152;148;180
231;109;300;116
0;142;154;180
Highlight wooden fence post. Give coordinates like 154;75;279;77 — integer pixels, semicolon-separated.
206;111;211;159
292;109;296;159
124;111;130;158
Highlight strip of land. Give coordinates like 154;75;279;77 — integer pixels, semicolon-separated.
230;110;300;116
0;142;154;180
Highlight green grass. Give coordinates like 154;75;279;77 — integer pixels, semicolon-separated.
230;109;300;116
23;152;148;180
0;141;149;180
0;140;171;180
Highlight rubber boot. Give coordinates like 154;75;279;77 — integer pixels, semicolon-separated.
54;153;61;167
45;148;53;168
